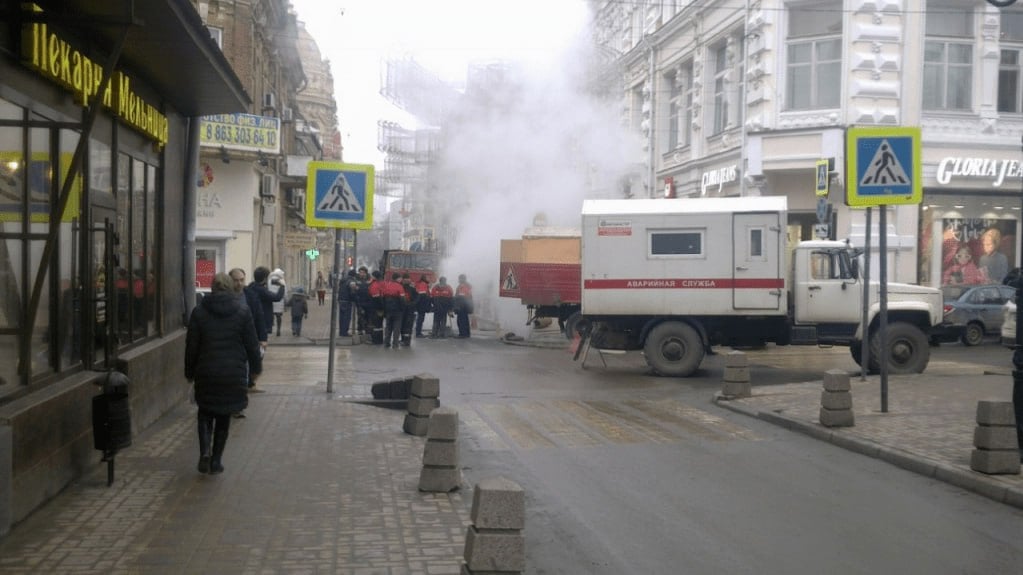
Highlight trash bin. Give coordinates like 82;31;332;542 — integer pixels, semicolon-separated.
92;371;132;453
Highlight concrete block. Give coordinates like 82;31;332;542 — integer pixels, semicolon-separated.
724;351;748;368
371;381;390;399
721;380;751;398
464;526;525;572
408;396;440;417
412;374;440;398
822;369;851;392
821;390;853;411
976;401;1017;426
722;366;750;383
427;406;459;440
471;477;525;530
423;439;459;467
970;449;1022;475
403;413;430;436
973;426;1020;450
419;465;462;492
819;407;854;427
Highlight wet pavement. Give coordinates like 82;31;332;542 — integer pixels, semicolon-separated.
1;294;1022;572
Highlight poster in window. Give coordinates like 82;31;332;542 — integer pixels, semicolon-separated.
939;218;1016;286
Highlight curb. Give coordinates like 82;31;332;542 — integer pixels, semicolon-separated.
712;392;1023;510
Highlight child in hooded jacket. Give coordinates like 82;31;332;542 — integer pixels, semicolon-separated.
290;289;309;336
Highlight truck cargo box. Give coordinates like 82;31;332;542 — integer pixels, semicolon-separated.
581;196;787;317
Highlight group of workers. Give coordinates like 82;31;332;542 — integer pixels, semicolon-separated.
335;267;474;346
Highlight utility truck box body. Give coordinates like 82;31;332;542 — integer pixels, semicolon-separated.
582;197;785;316
577;196;942;377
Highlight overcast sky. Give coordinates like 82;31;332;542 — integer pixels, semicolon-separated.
288;0;591;166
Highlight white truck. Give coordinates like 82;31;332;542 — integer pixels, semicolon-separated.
578;196;943;377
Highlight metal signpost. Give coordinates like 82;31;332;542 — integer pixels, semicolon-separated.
846;126;922;412
305;162;375;392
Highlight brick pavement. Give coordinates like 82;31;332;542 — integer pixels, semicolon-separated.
715;369;1023;509
0;340;471;574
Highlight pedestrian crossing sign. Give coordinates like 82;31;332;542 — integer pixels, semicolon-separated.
845;126;921;207
305;162;375;229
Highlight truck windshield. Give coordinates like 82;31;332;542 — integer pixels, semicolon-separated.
810;250;857;280
388;252;438;270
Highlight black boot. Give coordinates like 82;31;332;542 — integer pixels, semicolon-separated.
197;417;212;474
210;425;229;474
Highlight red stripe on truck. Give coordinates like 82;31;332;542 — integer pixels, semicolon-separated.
583;278;784;289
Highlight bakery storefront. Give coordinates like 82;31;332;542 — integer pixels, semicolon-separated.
918;154;1023;288
0;1;246;535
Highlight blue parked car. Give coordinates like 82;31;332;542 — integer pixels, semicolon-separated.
936;284;1016;346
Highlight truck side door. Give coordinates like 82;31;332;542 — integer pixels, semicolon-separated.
732;213;783;310
794;249;862;324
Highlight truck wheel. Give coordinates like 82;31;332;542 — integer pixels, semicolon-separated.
850;343;862;367
869;322;930;374
644;321;704;377
961;322;984;346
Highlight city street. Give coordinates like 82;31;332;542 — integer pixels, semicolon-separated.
3;302;1020;574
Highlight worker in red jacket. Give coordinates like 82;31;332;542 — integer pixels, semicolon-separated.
381;272;407;348
367;270;385;344
414;274;431;338
429;276;454;338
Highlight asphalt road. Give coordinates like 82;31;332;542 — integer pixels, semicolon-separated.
353;334;1023;574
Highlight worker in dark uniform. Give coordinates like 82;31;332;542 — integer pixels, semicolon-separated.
414;274;432;338
399;273;418;346
337;269;357;337
354;266;371;336
454;273;474;338
381;272;407;349
429;276;453;338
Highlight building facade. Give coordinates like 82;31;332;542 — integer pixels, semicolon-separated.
0;0;247;535
595;0;1023;285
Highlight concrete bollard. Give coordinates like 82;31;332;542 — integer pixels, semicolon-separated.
403;374;440;436
418;406;461;492
720;351;751;398
371;376;413;400
970;400;1021;475
463;477;525;574
819;369;854;427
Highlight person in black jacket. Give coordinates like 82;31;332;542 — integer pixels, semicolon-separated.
246;266;284;391
185;273;262;475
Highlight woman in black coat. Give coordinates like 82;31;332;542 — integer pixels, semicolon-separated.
185;272;262;474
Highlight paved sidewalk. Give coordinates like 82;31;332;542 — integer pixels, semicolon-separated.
714;368;1023;509
0;346;472;574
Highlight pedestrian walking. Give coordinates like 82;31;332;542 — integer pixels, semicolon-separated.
414;274;431;338
382;272;407;348
454;273;474;338
430;276;453;338
290;288;309;336
354;266;372;336
269;268;286;336
233;267;266;416
185;272;262;475
315;271;327;306
247;266;285;391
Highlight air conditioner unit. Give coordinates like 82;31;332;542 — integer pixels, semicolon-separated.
281;106;293;122
263;92;276;110
260;174;276;198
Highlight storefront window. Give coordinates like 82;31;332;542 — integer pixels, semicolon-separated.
115;153;131;341
146;164;156;333
919;195;1019;288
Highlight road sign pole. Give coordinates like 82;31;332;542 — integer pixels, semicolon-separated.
879;205;889;413
861;207;871;382
326;227;341;394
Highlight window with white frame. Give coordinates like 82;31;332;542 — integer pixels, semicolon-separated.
924;1;974;111
650;230;704;257
712;43;729;134
206;26;223;49
785;1;842;111
997;9;1023;113
668;62;693;149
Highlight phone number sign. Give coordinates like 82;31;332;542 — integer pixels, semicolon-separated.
199;113;280;154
